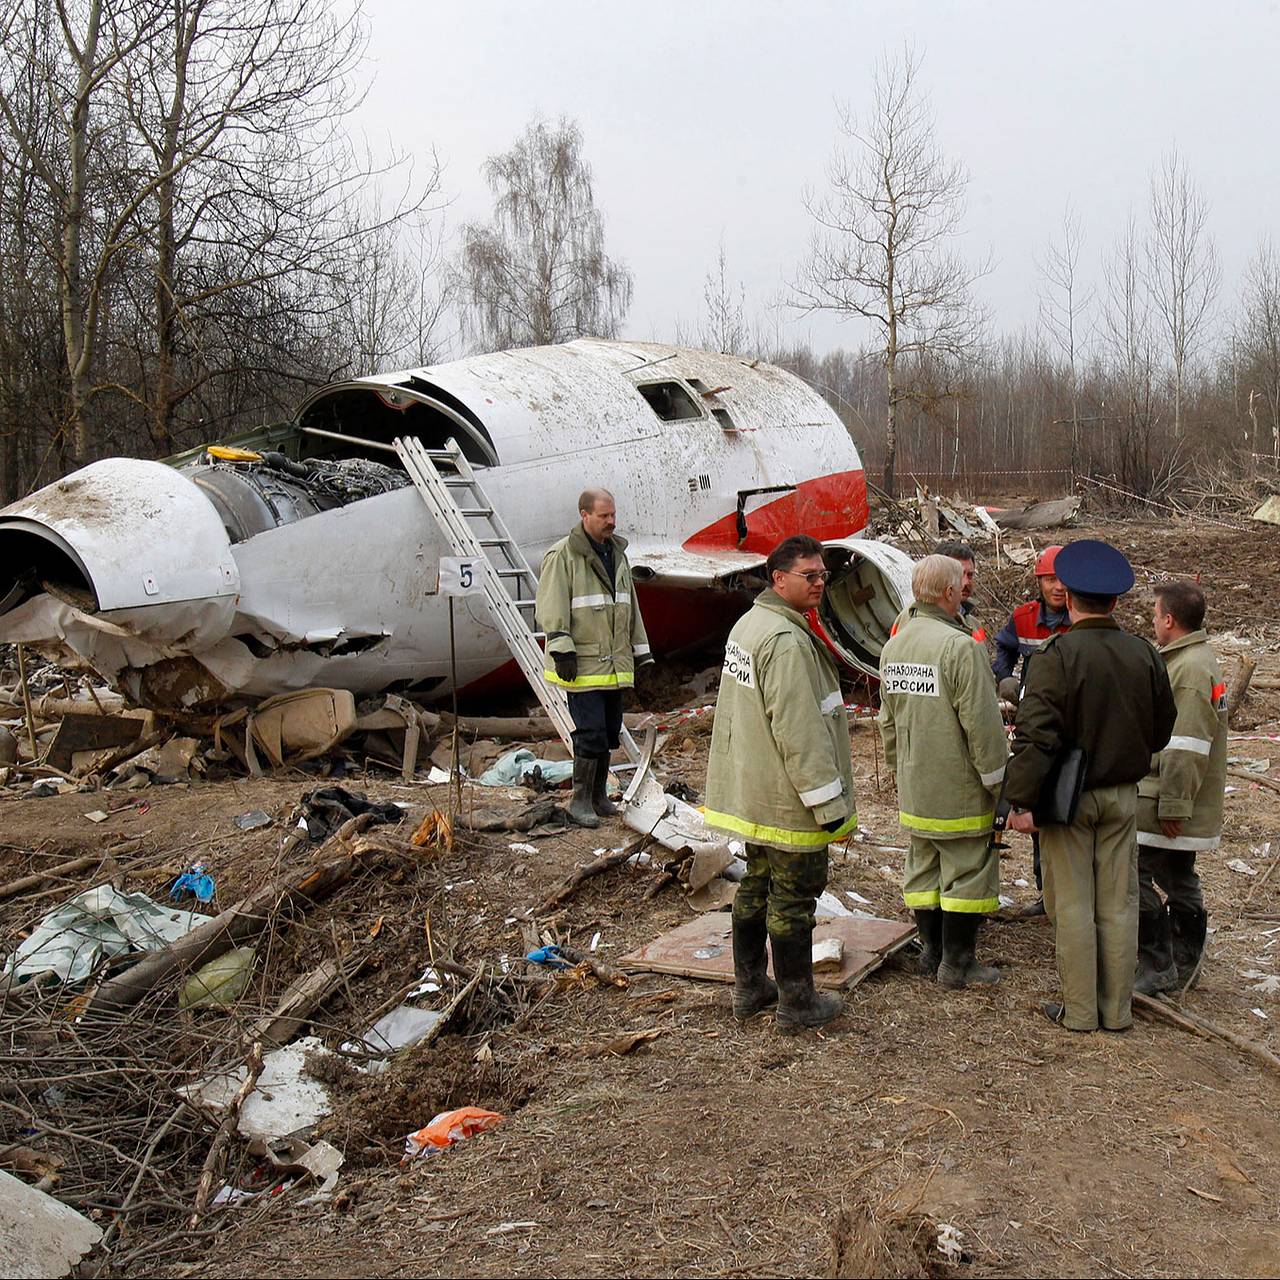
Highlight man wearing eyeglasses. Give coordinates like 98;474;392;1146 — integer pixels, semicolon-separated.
705;535;858;1033
878;554;1009;988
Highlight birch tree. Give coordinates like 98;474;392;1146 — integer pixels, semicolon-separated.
1037;205;1092;474
1147;150;1219;439
458;117;632;351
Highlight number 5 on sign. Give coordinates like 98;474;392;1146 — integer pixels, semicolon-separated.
438;557;486;597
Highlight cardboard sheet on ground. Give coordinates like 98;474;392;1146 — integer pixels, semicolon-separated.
621;913;915;990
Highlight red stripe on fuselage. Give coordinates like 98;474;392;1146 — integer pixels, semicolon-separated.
683;469;868;553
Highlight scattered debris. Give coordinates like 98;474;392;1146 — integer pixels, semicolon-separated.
0;1168;103;1279
987;495;1081;530
579;1027;664;1058
478;746;575;788
183;1037;333;1141
812;937;845;970
296;786;404;842
402;1107;504;1159
1227;859;1258;876
179;945;258;1010
1250;495;1280;525
4;884;209;986
232;808;273;831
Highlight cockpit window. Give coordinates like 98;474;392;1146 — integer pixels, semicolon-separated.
636;381;704;422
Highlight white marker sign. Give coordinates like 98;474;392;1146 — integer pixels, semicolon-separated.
438;557;486;597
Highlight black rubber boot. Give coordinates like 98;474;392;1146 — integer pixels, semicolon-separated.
731;917;778;1020
913;908;943;976
591;752;620;817
770;932;841;1033
567;755;600;828
1169;906;1208;988
1134;908;1179;995
937;912;1000;988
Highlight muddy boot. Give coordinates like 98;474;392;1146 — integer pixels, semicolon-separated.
1134;907;1179;995
731;917;778;1020
567;754;600;828
937;912;1000;988
771;932;842;1033
1169;905;1208;988
913;908;943;976
591;752;620;817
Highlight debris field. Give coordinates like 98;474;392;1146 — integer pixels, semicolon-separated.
2;509;1280;1279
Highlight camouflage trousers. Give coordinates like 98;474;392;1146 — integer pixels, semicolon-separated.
732;842;828;939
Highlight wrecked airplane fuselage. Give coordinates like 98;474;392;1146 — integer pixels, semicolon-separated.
0;339;913;710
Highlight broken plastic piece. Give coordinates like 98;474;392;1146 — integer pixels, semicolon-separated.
170;862;216;904
525;944;571;969
403;1107;504;1159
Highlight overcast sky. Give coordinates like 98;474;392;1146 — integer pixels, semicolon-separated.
354;0;1279;356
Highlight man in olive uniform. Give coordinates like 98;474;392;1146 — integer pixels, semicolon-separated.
1006;540;1176;1032
1134;581;1227;994
878;554;1009;987
704;535;858;1033
536;489;653;827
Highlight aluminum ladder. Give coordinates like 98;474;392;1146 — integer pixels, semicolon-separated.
394;435;638;762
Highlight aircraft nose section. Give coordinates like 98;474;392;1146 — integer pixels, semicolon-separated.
0;459;241;670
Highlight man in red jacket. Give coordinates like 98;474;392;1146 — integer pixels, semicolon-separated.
994;544;1072;918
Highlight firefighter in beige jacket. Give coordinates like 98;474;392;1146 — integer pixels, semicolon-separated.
705;536;857;1033
536;489;651;828
878;555;1009;989
1134;582;1227;994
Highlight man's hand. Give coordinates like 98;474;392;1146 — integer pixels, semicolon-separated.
1159;818;1184;840
1007;809;1039;834
552;652;578;682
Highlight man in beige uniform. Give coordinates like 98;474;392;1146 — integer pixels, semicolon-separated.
878;555;1009;987
1134;581;1227;993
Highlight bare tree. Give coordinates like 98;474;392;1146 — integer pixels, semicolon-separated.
1037;205;1092;474
1101;214;1159;490
699;238;749;355
1146;149;1220;439
118;0;440;452
1241;238;1280;464
793;45;987;496
0;0;168;464
458;117;632;351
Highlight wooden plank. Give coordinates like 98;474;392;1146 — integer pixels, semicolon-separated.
620;913;915;992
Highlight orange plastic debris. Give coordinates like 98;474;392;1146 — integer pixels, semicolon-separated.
403;1107;504;1159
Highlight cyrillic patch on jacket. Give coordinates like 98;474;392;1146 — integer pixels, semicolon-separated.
882;662;939;696
723;640;756;688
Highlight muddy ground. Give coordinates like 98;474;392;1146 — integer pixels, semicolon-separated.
2;513;1280;1278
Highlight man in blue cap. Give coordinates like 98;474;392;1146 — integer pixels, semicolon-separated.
1004;540;1176;1032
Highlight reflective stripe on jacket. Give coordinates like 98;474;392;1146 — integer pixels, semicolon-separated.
877;602;1008;839
1137;631;1228;851
535;525;650;690
704;591;857;850
993;599;1071;681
